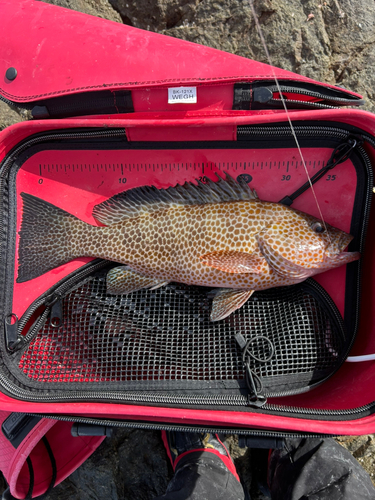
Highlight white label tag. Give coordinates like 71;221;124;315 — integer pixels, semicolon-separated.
168;87;197;104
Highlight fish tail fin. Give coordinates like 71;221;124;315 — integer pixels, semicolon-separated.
17;193;85;283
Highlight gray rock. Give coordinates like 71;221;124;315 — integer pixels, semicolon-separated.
0;100;24;131
41;0;122;23
39;428;171;500
1;0;375;498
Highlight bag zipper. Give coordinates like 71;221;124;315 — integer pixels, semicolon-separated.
5;259;109;350
25;413;338;438
234;83;364;110
257;85;362;109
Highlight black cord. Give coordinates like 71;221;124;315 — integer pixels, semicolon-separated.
25;458;34;500
19;436;57;500
235;333;274;407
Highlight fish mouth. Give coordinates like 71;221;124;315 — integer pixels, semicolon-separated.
337;232;354;251
323;232;359;266
326;231;353;256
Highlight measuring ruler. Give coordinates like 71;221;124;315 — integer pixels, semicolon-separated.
18;146;357;228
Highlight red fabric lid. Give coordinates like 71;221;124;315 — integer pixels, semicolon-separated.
0;0;362;103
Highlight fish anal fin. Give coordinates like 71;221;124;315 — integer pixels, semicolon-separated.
211;289;255;322
200;250;267;274
107;266;169;295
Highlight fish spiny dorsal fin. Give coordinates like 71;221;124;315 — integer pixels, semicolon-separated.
92;173;258;225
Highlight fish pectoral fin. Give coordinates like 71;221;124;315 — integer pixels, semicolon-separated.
256;234;311;279
211;289;255;322
107;266;169;295
200;250;267;274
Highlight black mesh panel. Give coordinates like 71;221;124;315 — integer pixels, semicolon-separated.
18;272;346;395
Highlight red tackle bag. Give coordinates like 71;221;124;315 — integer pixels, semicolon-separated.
1;0;375;456
0;412;105;499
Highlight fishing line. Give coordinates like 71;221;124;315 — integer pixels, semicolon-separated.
248;0;331;240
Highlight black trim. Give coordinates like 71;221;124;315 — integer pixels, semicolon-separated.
233;83;252;110
31;90;134;119
24;436;57;500
1;413;41;448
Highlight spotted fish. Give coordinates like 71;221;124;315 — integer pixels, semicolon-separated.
17;174;360;321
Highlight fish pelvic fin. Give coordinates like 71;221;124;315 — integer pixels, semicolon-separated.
17;193;85;283
211;289;255;322
107;266;169;294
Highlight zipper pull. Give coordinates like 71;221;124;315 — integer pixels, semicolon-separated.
45;293;63;327
235;332;273;408
253;87;273;104
4;314;23;351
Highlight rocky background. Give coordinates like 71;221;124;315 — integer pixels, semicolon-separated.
1;0;375;498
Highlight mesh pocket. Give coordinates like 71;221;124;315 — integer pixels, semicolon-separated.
18;269;347;396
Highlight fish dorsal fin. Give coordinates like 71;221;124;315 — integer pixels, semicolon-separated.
93;173;258;225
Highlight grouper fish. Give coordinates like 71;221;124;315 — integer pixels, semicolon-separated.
17;174;360;321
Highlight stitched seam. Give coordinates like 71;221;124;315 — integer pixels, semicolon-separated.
0;75;311;102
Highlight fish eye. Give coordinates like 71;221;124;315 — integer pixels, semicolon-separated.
311;222;325;234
